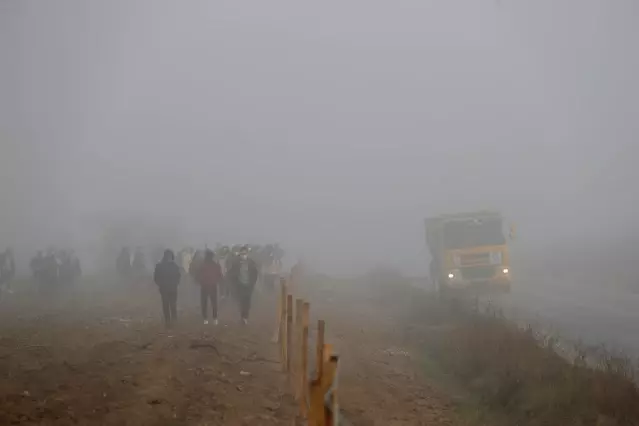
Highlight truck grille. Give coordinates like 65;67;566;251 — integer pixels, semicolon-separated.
461;265;495;280
460;252;491;266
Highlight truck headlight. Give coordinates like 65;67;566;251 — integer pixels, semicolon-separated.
447;269;461;279
502;268;509;274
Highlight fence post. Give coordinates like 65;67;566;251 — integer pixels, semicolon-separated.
326;354;340;426
310;342;338;426
323;344;333;363
286;294;293;373
294;298;304;397
272;278;284;343
279;278;288;368
322;344;334;426
300;301;310;417
321;346;338;426
316;320;325;380
309;322;326;426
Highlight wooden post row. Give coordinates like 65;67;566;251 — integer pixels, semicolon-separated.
272;285;339;424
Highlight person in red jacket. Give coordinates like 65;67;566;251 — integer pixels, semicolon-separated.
196;249;222;325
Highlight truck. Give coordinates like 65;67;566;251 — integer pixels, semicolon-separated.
425;210;512;296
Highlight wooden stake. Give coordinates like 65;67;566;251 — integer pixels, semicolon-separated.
271;278;284;343
294;298;304;397
316;320;325;381
309;348;338;426
309;320;326;426
286;294;293;372
300;302;310;417
323;343;333;362
328;354;340;426
278;287;282;348
279;278;287;366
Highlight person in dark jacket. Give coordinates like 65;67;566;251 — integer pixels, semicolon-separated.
189;249;204;278
196;249;222;325
153;249;181;328
227;245;259;325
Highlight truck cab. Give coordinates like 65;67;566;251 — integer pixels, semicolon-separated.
426;211;511;295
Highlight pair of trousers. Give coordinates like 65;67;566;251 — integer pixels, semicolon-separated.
160;288;178;327
200;285;218;319
221;278;230;298
234;284;254;319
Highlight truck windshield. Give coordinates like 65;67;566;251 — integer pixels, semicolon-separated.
442;219;505;249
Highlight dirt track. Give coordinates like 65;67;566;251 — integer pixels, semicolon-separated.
0;282;298;425
0;278;457;425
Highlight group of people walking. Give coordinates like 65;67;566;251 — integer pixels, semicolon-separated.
153;245;259;328
30;249;81;293
116;247;149;280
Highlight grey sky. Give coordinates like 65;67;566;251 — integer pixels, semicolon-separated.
1;1;637;273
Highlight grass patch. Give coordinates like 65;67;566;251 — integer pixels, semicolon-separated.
417;334;513;426
415;299;639;426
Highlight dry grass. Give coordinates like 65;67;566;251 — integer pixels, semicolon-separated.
419;303;639;426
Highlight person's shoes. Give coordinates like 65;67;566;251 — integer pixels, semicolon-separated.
213;318;218;326
242;318;248;325
203;319;209;325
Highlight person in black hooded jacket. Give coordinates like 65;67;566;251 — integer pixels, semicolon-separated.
153;249;181;328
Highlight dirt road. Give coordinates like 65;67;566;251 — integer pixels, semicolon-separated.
0;282;298;425
0;276;463;426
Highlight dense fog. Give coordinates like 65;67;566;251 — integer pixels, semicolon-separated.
1;0;637;274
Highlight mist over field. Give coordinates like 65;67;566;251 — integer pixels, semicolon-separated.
1;0;637;276
3;5;639;426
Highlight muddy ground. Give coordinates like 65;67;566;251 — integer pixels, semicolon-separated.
0;277;456;425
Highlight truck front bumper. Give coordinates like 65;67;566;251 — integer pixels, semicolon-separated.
444;276;511;294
